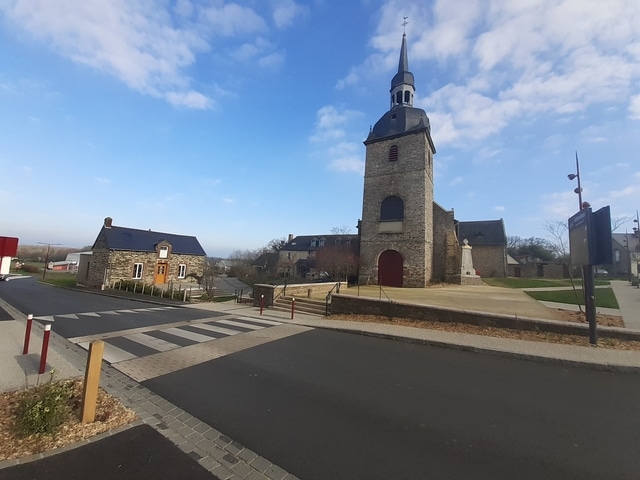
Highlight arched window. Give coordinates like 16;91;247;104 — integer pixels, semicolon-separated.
389;145;398;162
396;91;402;105
380;196;404;221
404;91;410;103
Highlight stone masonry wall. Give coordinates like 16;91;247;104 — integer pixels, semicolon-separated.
330;294;640;341
470;246;507;277
360;131;434;287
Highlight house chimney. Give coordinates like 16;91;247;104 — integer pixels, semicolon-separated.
104;217;113;228
288;234;294;242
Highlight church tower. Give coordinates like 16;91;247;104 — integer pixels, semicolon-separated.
358;33;436;287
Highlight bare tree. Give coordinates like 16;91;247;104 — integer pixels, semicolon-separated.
543;220;583;314
331;225;353;235
315;244;358;281
612;215;633;232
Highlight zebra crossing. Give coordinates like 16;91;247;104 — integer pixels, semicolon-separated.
33;305;181;323
68;315;283;365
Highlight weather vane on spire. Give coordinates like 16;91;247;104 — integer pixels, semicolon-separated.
401;16;409;34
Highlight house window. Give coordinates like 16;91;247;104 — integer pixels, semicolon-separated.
615;249;620;263
319;238;325;247
380;196;404;221
311;239;317;248
178;264;186;278
132;263;144;279
287;252;292;260
159;246;169;258
335;238;341;245
389;145;398;162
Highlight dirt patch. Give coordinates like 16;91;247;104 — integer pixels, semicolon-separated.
330;312;640;351
0;378;137;461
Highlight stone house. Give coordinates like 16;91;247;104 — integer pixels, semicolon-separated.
269;234;359;279
85;217;206;288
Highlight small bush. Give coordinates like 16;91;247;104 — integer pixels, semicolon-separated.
19;264;40;273
15;380;74;436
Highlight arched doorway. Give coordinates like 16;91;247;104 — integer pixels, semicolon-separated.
378;250;403;287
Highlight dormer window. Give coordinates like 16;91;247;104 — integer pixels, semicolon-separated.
159;246;169;258
319;238;325;247
311;239;317;248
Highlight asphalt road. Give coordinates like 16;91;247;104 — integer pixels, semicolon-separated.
0;277;220;338
145;328;640;480
0;424;217;480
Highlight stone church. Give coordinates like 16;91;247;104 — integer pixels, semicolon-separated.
358;33;478;287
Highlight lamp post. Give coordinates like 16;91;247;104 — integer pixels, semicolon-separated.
567;152;596;345
38;242;61;280
634;210;639;286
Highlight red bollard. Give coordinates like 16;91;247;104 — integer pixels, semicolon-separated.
39;323;52;374
260;295;264;315
23;314;33;355
291;298;295;320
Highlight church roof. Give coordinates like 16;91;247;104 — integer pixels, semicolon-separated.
365;33;435;151
366;107;431;144
458;220;506;246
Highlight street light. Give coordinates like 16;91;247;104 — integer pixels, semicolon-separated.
567;151;590;211
567;151;597;344
38;242;61;280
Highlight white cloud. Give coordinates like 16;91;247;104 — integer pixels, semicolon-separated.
343;0;640;146
0;0;284;109
494;205;506;212
629;95;640;119
310;105;363;142
328;142;364;174
271;0;308;29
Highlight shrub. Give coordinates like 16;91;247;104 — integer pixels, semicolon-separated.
19;264;40;273
15;379;75;436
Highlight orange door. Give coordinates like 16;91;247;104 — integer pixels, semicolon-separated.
155;263;167;284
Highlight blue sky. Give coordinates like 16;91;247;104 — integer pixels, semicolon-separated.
1;0;639;257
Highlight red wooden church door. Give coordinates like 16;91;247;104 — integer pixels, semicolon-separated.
378;250;403;287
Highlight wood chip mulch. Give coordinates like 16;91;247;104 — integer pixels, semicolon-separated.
330;311;640;351
0;378;137;462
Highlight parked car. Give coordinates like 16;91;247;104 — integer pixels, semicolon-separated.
595;268;608;276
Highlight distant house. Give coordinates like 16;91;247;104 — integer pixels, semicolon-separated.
609;232;640;278
275;233;359;279
457;220;507;277
85;217;206;288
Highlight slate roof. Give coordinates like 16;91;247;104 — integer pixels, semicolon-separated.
282;234;359;252
458;220;506;246
95;225;206;256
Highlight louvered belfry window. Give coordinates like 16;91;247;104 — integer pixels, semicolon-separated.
389;145;399;162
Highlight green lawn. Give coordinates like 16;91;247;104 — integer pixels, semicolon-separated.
525;288;619;309
483;277;610;289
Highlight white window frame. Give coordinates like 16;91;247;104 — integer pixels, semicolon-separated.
159;246;169;259
133;263;144;279
178;264;187;279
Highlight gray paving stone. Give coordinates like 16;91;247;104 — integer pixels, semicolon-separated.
198;455;221;472
194;422;210;434
224;441;243;456
231;461;256;479
245;472;270;480
237;448;259;464
264;464;288;480
211;464;234;480
204;428;222;441
249;456;271;473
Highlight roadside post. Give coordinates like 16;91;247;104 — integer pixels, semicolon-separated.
568;206;612;346
260;294;264;315
22;313;33;355
38;323;52;374
82;340;105;423
291;298;295;319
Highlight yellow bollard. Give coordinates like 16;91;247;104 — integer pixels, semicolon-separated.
81;340;105;423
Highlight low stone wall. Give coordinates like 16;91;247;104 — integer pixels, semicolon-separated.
253;282;346;307
330;294;640;342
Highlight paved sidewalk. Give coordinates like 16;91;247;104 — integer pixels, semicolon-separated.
610;280;640;330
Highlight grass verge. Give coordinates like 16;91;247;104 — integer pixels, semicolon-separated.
525;287;619;309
